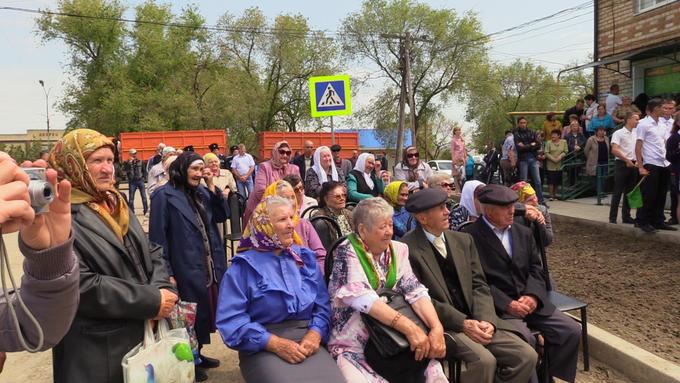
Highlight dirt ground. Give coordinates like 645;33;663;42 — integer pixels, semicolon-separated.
548;220;680;364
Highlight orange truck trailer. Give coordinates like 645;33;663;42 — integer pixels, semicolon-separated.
257;132;359;160
119;130;227;161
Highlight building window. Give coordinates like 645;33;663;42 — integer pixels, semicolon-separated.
636;0;678;13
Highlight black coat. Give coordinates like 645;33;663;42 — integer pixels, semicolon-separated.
462;219;555;317
53;204;175;383
292;154;314;180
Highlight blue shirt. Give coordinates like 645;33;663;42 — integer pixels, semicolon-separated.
216;246;331;354
589;114;615;133
392;207;415;239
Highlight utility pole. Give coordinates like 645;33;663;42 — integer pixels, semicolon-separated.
395;39;408;163
38;80;50;136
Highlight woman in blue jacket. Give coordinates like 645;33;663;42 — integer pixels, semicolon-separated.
149;151;229;382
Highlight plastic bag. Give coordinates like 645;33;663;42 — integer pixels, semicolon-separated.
167;301;200;365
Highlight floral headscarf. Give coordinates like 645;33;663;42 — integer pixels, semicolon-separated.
50;128;129;240
260;180;303;245
383;181;406;208
237;197;304;266
511;181;536;204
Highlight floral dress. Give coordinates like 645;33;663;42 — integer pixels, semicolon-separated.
327;239;447;382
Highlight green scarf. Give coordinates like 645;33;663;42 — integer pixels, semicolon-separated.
347;233;397;290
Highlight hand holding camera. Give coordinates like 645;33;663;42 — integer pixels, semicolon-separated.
0;152;71;250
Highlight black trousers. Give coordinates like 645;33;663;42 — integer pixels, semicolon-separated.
670;172;678;222
609;160;638;221
636;164;670;226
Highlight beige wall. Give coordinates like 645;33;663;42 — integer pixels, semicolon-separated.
0;129;64;149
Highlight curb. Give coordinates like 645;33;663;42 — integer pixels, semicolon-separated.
551;213;680;246
575;317;680;383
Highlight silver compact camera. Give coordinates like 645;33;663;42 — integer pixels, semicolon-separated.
22;167;54;215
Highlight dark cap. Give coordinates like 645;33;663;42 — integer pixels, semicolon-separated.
405;188;448;213
330;144;342;152
183;145;195;152
477;184;518;206
209;143;219;151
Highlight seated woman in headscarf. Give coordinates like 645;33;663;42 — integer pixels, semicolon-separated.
248;180;327;271
217;196;346;383
328;197;447;383
49;129;177;383
511;181;554;246
383;181;416;240
393;146;434;192
283;174;318;216
311;181;353;244
305;146;345;199
149;151;229;381
448;180;485;231
347;153;384;202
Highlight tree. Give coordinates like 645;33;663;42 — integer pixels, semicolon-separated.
341;0;488;152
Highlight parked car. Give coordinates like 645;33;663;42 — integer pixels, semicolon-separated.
428;160;453;176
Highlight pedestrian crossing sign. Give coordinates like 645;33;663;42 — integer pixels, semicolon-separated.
309;75;352;118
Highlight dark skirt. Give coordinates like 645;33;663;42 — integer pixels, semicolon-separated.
546;170;562;186
238;320;345;383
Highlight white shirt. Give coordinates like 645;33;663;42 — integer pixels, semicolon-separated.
660;117;674;139
231;153;255;176
605;94;622;115
482;216;513;258
610;127;637;161
636;116;670;167
585;101;599;131
501;135;515;160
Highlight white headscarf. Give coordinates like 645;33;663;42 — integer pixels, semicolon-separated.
311;146;339;183
353;153;375;189
460;180;485;218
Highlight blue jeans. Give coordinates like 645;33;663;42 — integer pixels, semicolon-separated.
128;179;148;214
518;157;544;203
236;177;254;198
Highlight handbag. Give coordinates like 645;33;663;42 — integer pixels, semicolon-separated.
626;175;647;209
361;288;429;357
122;320;195;383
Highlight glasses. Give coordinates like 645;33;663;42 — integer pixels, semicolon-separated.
331;193;347;200
440;182;455;189
278;149;292;156
406;152;419;159
294;185;304;192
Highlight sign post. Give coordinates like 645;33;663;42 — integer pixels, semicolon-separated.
309;75;352;144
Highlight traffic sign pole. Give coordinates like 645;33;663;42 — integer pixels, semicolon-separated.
331;116;335;145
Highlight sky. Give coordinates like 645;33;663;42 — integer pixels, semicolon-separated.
0;0;594;134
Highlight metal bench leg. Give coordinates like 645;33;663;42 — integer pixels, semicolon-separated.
581;307;590;371
542;345;550;383
447;359;461;383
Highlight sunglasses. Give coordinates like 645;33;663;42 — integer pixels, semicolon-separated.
440;182;455;189
406;152;419;159
331;193;347;200
278;149;292;156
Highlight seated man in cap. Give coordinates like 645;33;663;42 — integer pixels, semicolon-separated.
330;144;353;176
462;184;581;383
401;188;537;383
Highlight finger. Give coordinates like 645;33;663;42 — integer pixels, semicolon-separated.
0;199;35;229
45;168;57;185
33;159;49;168
0;159;29;185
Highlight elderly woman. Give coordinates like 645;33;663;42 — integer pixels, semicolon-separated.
312;181;354;244
305;146;345;198
243;140;300;223
204;152;236;197
217;197;345;383
149;151;229;381
347;153;384;202
394;146;434;192
283;174;318;216
328;197;447;383
49;129;177;383
511;181;554;246
250;180;327;271
585;126;610;195
147;146;176;194
544;129;567;201
427;173;457;210
383;181;415;240
448;180;485;231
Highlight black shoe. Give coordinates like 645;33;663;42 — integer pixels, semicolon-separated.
622;217;635;224
653;223;678;231
199;354;221;369
195;366;208;382
609;219;617;224
666;219;679;225
639;224;657;233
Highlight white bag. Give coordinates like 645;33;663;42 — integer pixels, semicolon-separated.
122;320;195;383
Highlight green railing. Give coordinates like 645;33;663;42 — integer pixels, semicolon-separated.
544;150;615;201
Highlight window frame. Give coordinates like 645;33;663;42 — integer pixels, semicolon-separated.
635;0;678;14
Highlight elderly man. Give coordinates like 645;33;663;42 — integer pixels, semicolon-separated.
146;142;166;174
401;188;537;383
330;144;353;176
231;143;255;198
462;184;581;383
292;140;314;178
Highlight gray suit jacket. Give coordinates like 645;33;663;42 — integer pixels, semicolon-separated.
401;228;513;333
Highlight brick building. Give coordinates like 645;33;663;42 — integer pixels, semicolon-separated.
573;0;680;106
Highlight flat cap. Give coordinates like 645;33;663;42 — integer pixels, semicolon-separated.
477;184;518;206
129;148;137;154
183;145;195;152
330;144;342;152
209;143;219;151
405;188;448;213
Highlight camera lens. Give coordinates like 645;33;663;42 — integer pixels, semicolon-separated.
28;180;54;206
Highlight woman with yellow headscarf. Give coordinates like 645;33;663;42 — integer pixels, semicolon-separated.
383;181;415;239
511;181;554;246
49;129;177;383
239;180;327;272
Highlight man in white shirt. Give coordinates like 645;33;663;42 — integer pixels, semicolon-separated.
635;98;676;232
660;99;676;139
584;94;599;136
231;143;255;198
609;112;639;224
500;130;516;186
605;84;622;115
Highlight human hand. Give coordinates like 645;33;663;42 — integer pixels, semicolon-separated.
299;329;321;356
427;325;446;359
462;320;493;345
154;288;178;319
506;300;532;318
638;166;649;176
405;323;430;361
266;335;307;364
517;142;525;148
524;205;545;225
169;276;177;286
625;160;636;168
0;152;34;234
518;295;538;314
477;321;495;336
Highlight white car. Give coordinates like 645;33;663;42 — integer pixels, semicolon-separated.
427;160;453;176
